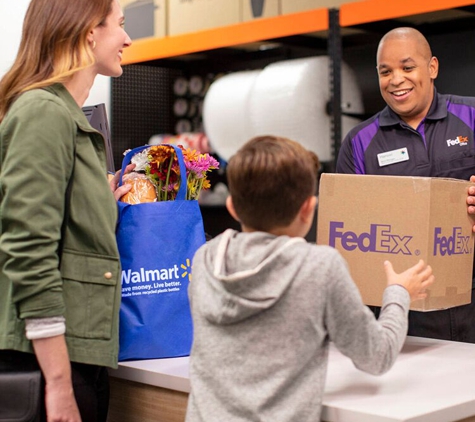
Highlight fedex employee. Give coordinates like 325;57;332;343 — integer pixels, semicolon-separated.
337;27;475;343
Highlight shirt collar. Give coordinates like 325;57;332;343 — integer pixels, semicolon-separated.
379;88;447;127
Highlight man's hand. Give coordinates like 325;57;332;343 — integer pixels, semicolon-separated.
467;176;475;232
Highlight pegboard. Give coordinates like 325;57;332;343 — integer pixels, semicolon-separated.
110;64;181;170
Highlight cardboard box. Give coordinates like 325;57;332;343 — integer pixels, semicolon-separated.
168;0;240;36
281;0;355;14
316;173;474;311
119;0;167;40
241;0;280;22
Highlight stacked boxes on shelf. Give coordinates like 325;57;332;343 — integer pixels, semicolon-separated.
119;0;360;40
168;0;241;36
281;0;358;14
119;0;167;40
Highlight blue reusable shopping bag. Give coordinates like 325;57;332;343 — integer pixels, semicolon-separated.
116;144;206;360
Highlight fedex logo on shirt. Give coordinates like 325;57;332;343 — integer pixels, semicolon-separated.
328;222;413;255
446;136;468;147
433;227;471;256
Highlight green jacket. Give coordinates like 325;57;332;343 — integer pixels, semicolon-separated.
0;84;122;368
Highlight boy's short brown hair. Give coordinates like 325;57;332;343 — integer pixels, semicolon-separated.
226;135;320;231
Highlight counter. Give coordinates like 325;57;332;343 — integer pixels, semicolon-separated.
108;336;475;422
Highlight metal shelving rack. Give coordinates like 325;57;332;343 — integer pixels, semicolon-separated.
111;0;475;238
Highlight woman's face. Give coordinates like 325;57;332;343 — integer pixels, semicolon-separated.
91;0;132;77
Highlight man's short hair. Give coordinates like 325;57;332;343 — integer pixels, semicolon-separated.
227;135;320;231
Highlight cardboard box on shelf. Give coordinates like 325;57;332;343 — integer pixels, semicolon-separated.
168;0;240;37
241;0;280;22
281;0;355;14
119;0;167;40
316;173;474;312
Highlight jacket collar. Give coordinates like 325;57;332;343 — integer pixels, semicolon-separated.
42;83;97;134
379;87;447;127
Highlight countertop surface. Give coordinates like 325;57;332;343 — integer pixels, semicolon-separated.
110;336;475;422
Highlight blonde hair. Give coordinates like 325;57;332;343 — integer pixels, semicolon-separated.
0;0;113;121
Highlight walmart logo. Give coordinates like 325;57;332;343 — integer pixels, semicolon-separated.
122;259;193;285
181;258;192;282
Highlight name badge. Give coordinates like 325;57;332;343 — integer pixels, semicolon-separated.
377;147;409;167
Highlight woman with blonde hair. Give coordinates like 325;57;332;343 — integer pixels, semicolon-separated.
0;0;132;420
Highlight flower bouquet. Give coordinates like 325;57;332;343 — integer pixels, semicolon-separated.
121;144;219;204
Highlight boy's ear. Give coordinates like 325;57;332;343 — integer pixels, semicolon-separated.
226;196;240;222
300;196;318;224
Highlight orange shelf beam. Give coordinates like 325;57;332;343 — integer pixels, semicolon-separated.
122;8;328;65
341;0;475;27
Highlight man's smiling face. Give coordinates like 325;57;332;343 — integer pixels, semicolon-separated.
376;36;438;128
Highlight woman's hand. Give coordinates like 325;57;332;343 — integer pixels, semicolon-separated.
45;379;81;422
32;336;81;422
109;163;135;201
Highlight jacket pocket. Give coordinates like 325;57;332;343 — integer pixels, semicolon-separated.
434;149;475;179
60;250;120;340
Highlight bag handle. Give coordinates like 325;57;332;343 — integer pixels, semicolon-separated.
119;144;188;200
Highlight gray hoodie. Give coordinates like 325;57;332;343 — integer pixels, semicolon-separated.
186;229;410;422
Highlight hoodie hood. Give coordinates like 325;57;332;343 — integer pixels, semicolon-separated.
194;229;306;325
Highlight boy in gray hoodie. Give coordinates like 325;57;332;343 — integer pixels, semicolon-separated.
186;135;434;422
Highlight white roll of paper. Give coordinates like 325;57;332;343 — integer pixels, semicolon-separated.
203;57;364;162
203;70;261;161
249;56;363;162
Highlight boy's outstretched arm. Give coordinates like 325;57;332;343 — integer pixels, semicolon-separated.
325;254;434;376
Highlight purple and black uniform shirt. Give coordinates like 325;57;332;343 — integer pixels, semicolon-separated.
337;89;475;182
337;89;475;288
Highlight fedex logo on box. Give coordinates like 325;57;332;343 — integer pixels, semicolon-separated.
434;227;472;256
328;222;472;256
328;222;412;254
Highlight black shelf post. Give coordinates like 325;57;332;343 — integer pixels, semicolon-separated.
328;8;342;172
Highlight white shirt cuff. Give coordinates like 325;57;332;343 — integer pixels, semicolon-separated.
25;316;66;340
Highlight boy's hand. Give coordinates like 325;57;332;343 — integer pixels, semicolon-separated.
384;259;435;302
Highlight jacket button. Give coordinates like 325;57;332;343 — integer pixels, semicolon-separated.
104;272;113;279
